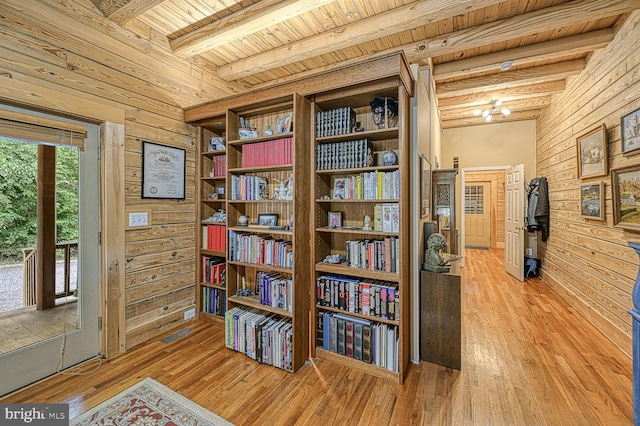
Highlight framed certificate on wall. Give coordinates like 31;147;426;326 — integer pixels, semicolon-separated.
142;141;186;199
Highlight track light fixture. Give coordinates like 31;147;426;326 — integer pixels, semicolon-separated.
473;100;511;122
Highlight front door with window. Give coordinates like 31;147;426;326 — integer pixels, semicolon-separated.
465;182;491;248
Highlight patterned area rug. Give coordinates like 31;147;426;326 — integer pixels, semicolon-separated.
70;378;234;425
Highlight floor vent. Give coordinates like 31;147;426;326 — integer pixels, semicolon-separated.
466;246;489;250
160;328;192;344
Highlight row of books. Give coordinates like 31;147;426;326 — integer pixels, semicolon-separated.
201;255;226;285
316;139;372;170
229;230;293;268
315;275;398;320
374;203;400;233
202;225;226;251
316;107;356;138
210;154;226;177
226;307;293;371
346;237;400;273
256;271;293;312
241;138;293;168
202;287;226;316
317;312;398;372
332;172;400;200
230;175;268;200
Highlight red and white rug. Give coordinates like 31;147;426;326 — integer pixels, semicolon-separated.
70;378;233;425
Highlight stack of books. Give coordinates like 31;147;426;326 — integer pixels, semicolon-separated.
345;237;400;272
316;139;372;170
229;230;293;268
316;107;356;137
315;276;398;320
241;138;292;167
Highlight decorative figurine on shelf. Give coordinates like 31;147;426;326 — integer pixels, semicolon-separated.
353;121;364;132
363;215;372;230
264;124;274;137
382;149;398;166
206;192;219;200
273;174;294;200
370;96;398;129
323;254;346;264
206;209;226;223
423;233;451;272
209;137;225;151
284;174;294;200
236;277;252;296
238;215;248;226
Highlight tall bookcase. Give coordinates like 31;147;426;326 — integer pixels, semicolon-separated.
224;93;311;372
189;53;413;381
310;81;410;383
196;115;228;323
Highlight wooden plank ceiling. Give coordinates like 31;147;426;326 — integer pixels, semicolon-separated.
91;0;638;128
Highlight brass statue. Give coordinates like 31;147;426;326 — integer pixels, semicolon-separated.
423;233;453;273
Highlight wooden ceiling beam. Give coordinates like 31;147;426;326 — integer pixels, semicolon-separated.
437;81;566;109
433;29;614;81
216;0;506;80
217;0;632;81
90;0;166;24
440;96;552;120
405;0;634;63
436;60;586;98
171;0;337;58
442;110;543;129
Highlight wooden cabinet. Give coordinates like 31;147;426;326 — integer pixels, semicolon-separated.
433;169;458;255
310;67;412;383
419;269;461;370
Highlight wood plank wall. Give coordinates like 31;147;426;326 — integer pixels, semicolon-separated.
536;11;640;357
0;0;239;352
465;170;505;249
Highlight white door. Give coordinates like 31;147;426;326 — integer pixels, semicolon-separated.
505;164;525;281
0;111;100;396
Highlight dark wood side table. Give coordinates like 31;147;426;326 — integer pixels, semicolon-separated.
420;267;461;369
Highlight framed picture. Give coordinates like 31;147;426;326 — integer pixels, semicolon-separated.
333;177;347;199
621;106;640;155
277;112;292;134
576;124;608;179
420;154;431;219
328;211;342;228
580;182;604;221
257;214;278;226
612;165;640;231
142;141;186;199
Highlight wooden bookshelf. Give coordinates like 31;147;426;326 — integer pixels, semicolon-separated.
223;92;311;373
310;65;412;383
196;116;227;323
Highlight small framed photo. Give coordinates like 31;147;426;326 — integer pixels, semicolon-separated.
576;124;608;179
580;182;604;221
612;165;640;232
621;106;640;155
277;112;292;134
328;211;342;228
257;214;278;226
333;178;347;199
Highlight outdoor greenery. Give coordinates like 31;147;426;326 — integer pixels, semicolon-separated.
0;139;78;263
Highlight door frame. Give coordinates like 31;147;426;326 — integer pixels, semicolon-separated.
0;80;126;361
460;166;509;267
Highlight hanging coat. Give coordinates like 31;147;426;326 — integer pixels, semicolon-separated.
527;177;550;242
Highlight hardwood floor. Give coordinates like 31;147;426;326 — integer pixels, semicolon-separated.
1;249;632;425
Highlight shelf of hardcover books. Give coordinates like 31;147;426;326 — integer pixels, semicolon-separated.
311;84;407;383
223;92;311;373
197;119;228;324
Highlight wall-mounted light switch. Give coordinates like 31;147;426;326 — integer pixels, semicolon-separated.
129;212;149;227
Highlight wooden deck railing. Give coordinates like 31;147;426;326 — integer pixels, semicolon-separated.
22;241;78;307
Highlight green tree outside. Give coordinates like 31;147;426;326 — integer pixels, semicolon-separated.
0;139;78;263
